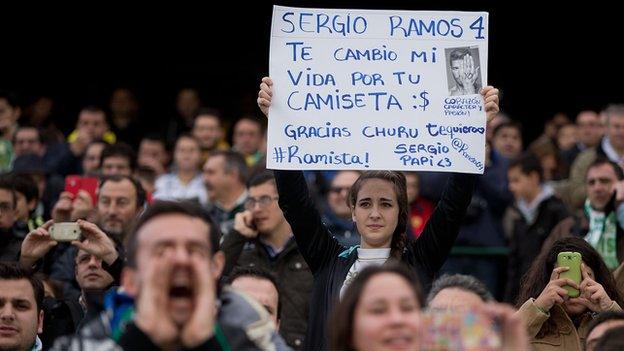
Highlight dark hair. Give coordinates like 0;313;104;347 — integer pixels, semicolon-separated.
141;133;165;142
493;120;522;138
595;325;624;351
0;262;44;312
140;134;170;153
209;150;249;185
508;152;544;183
0;176;17;209
176;133;198;144
228;266;281;319
331;170;363;187
330;261;424;351
100;143;137;172
7;173;39;203
247;170;275;188
586;311;624;342
125;201;221;268
586;156;624;181
194;108;223;125
13;126;42;145
0;91;19;108
135;166;157;185
518;237;624;306
99;175;146;208
528;141;568;181
426;274;494;305
348;171;408;259
234;115;264;133
517;237;624;337
141;133;167;149
33;273;64;300
79;105;107;119
83;140;108;176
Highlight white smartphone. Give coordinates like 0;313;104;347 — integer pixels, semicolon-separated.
49;222;82;242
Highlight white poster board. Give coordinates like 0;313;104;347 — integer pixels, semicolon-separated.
268;6;488;173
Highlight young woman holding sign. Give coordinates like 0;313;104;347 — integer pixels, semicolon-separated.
257;76;499;351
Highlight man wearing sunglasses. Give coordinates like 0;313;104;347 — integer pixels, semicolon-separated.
221;170;311;350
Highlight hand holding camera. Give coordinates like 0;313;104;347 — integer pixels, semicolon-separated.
71;220;118;265
534;266;579;312
20;219;118;270
19;220;58;269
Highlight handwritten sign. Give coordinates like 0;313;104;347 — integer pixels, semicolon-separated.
267;6;488;173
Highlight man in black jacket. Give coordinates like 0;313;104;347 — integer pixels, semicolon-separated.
221;171;312;350
504;154;569;303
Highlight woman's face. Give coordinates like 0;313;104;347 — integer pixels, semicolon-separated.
352;273;420;351
352;179;399;249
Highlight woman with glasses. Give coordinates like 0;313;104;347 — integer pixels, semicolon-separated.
257;76;500;351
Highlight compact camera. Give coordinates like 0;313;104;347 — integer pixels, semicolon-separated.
49;222;82;242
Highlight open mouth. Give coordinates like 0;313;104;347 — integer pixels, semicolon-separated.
169;286;193;298
383;334;414;348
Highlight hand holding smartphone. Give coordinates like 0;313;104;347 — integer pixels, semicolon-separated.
557;251;582;298
64;175;98;205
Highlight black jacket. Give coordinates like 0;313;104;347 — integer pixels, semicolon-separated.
42;257;123;348
504;195;569;303
0;227;23;262
275;170;476;351
221;230;313;349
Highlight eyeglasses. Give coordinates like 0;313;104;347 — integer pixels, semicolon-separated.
329;186;351;194
244;196;279;210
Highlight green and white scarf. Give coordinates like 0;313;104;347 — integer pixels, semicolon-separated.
584;199;619;269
